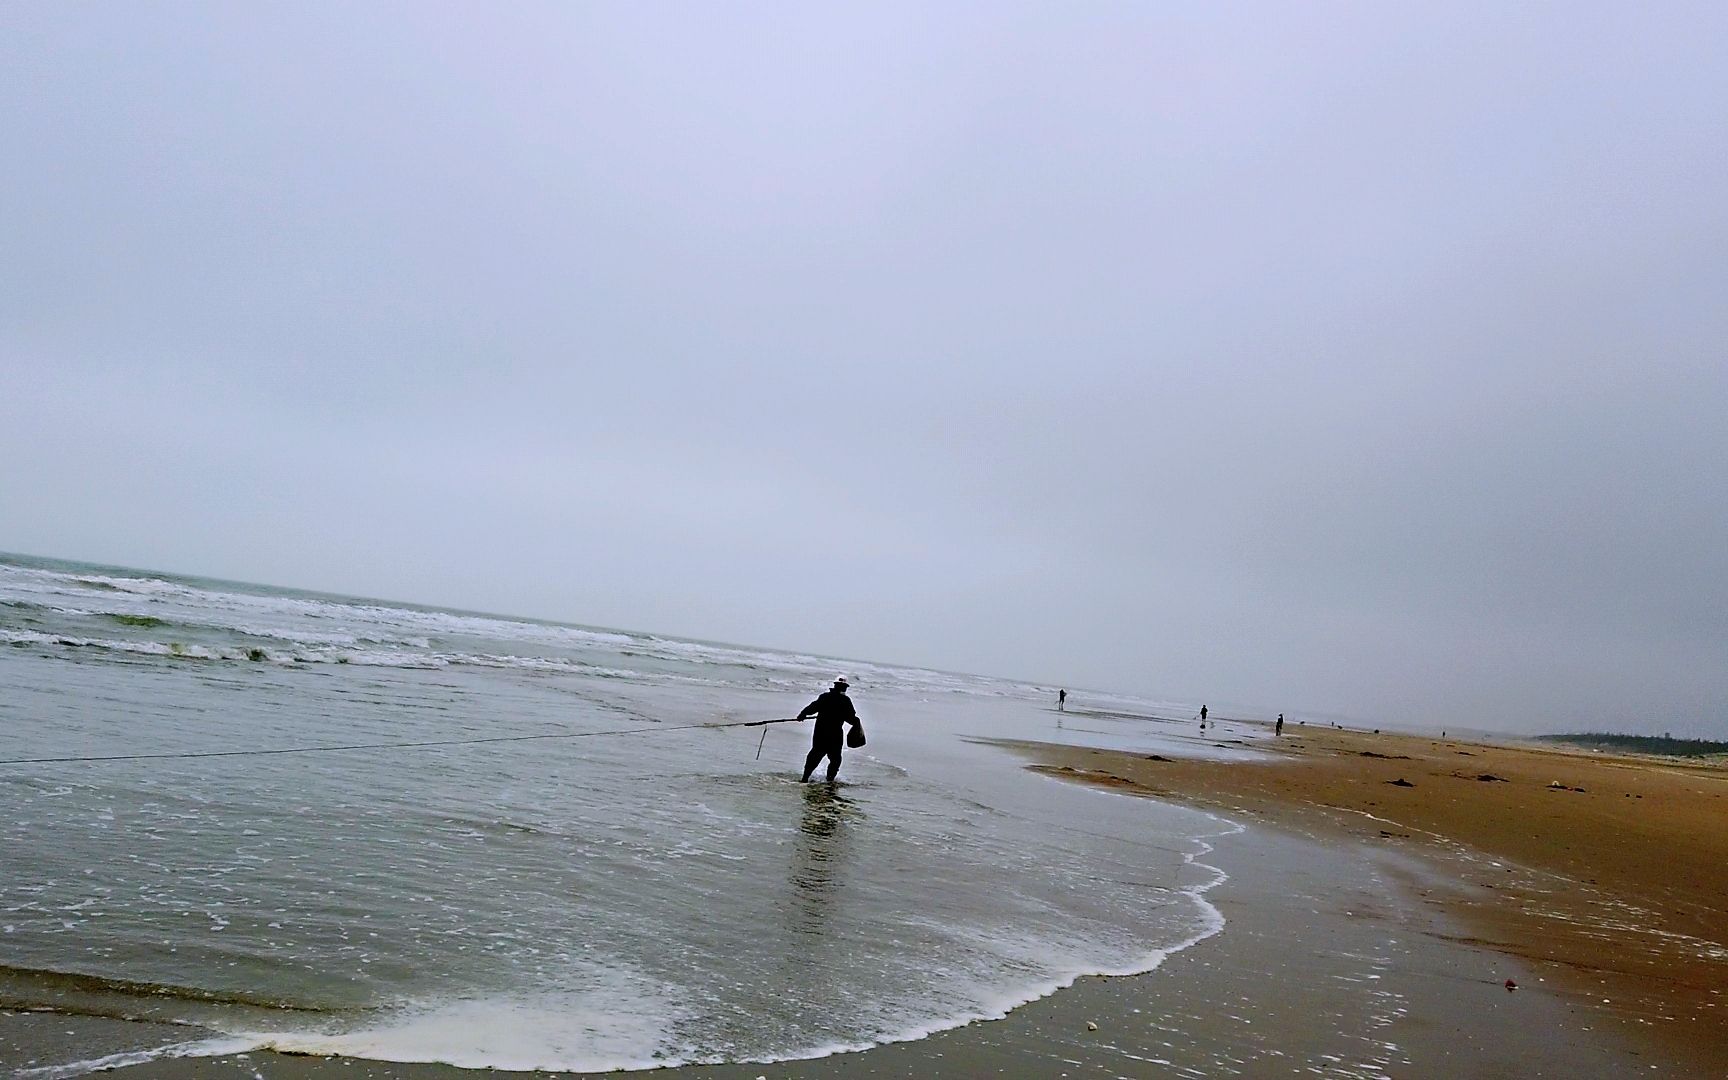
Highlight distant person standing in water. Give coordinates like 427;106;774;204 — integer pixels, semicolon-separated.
1200;705;1208;728
1275;713;1284;736
1058;689;1067;710
798;677;862;783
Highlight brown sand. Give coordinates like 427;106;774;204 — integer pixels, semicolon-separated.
1014;725;1728;1074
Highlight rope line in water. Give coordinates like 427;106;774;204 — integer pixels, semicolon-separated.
0;717;803;767
0;719;1207;872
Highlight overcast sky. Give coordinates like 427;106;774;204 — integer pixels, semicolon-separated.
3;3;1724;736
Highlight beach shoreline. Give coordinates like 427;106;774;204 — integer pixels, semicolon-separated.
10;723;1701;1077
1010;721;1728;1076
6;825;1655;1079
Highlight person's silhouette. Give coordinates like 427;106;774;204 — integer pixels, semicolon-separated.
798;677;862;782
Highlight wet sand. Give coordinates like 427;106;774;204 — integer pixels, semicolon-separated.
1014;722;1728;1075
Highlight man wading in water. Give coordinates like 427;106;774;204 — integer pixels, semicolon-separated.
797;677;863;782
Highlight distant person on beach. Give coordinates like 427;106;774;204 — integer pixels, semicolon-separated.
1058;689;1067;710
1200;706;1208;723
797;677;862;783
1276;714;1284;736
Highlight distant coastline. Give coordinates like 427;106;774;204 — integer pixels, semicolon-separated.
1537;731;1728;759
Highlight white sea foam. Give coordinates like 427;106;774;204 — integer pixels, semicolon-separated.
217;946;1221;1076
0;627;220;659
229;978;694;1073
201;814;1246;1075
15;1037;258;1080
69;573;187;596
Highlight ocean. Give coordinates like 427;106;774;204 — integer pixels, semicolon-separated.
1;553;1235;1076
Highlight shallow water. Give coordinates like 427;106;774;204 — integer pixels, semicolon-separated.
1;554;1236;1075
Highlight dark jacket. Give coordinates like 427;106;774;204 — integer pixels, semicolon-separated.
798;690;858;743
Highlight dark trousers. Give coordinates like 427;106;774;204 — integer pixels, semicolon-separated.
803;738;843;782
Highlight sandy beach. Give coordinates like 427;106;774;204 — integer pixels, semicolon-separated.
1015;719;1728;1075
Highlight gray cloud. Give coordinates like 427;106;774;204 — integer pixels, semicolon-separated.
4;3;1724;735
